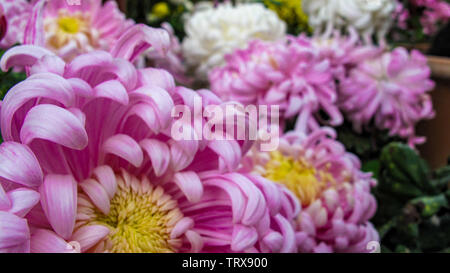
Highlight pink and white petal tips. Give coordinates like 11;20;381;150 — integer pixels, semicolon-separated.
339;47;435;147
243;127;379;253
25;0;134;61
0;0;31;49
209;36;343;134
0;182;41;253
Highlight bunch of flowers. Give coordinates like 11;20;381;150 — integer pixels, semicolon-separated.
209;36;343;133
25;0;134;61
338;46;435;147
182;2;286;81
0;24;299;253
0;0;31;49
391;0;450;41
241;128;378;253
301;0;397;41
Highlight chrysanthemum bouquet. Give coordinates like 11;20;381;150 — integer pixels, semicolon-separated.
0;0;448;254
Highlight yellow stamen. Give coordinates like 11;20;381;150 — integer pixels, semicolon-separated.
263;151;332;206
76;172;183;253
58;16;81;34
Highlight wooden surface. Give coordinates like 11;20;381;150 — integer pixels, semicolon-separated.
417;56;450;169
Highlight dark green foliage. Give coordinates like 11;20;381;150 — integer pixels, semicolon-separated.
372;143;450;253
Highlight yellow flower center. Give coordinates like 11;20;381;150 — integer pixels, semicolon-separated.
263;151;333;206
151;2;170;19
58;16;81;34
76;172;183;253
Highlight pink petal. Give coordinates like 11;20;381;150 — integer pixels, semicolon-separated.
231;225;258;252
185;230;203;253
80;179;110;215
0;184;10;210
0;45;54;72
110;24;170;63
140;139;170;177
92;165;117;200
70;225;110;252
0;211;30;250
7;188;40;217
0;142;43;188
20;104;88;150
170;217;194;239
94;80;129;105
39;175;77;240
30;229;72;253
173;172;203;203
102;134;143;168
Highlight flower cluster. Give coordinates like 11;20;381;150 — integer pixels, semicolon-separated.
182;2;286;80
0;24;299;253
302;0;397;40
210;36;343;133
25;0;133;61
0;0;440;254
339;47;435;146
0;0;31;49
241;128;378;253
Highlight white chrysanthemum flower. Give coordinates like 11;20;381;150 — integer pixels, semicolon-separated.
302;0;397;40
182;3;286;80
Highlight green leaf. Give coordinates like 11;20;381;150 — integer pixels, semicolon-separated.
410;194;449;218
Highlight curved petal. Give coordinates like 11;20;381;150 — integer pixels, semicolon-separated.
30;229;72;253
102;134;143;168
92;165;117;200
0;211;30;250
231;225;258;252
39;175;77;240
0;45;54;72
80;179;110;215
173;172;203;203
1;73;75;141
110;24;170;63
0;142;43;188
7;188;40;217
93;80;129;105
70;224;110;252
140;139;170;177
20;104;88;150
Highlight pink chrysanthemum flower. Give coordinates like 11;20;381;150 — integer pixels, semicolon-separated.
240;128;379;253
24;0;134;61
0;26;299;253
0;0;31;49
339;47;435;146
209;37;343;133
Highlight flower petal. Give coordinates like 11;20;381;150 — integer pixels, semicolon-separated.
0;211;30;250
20;104;88;150
110;24;170;63
0;142;43;188
7;188;40;218
173;172;203;203
30;229;72;253
70;225;110;252
102;134;143;168
39;175;77;240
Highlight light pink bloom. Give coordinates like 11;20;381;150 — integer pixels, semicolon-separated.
241;128;378;253
0;26;298;253
339;47;435;146
0;0;31;49
209;37;343;133
24;0;134;61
